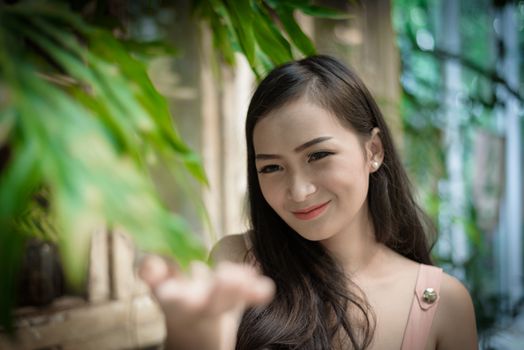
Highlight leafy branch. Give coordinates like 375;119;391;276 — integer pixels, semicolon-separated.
0;0;348;332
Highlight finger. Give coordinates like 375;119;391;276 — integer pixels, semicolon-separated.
138;255;170;288
189;261;212;282
183;261;213;310
220;263;274;304
152;262;275;319
154;261;214;313
230;266;275;306
154;276;214;318
204;263;275;316
242;274;275;306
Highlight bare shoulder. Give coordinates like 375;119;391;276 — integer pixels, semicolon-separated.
434;272;478;349
209;232;249;265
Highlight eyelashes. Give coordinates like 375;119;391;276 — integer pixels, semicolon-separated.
307;151;333;162
257;151;334;174
258;164;283;174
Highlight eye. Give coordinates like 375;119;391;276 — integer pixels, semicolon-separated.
258;164;283;174
307;151;333;162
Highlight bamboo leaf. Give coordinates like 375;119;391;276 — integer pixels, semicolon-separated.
15;69;206;284
211;19;237;65
15;21;139;155
0;107;15;148
273;4;316;56
265;0;310;7
296;4;351;19
255;48;277;75
194;0;236;65
38;17;207;184
87;29;208;183
252;2;293;65
19;17;207;188
120;39;178;58
0;131;41;220
222;0;256;66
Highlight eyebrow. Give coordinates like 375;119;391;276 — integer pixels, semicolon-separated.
255;136;332;160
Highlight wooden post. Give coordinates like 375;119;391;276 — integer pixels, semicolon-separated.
0;229;166;349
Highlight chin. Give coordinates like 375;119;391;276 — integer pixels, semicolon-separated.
291;226;334;242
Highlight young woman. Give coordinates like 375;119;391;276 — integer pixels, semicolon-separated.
140;55;477;349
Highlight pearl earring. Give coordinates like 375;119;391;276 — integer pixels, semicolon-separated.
371;160;380;170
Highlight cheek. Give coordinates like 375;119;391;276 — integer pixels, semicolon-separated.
326;164;369;197
258;177;282;209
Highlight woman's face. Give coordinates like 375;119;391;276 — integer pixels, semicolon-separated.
253;98;381;242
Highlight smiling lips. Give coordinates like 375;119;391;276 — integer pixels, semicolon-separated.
292;201;331;220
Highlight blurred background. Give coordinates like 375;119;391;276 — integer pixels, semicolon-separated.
0;0;522;349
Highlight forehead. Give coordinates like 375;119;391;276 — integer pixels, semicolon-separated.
253;99;355;150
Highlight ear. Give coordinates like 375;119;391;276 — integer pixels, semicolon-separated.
365;127;384;173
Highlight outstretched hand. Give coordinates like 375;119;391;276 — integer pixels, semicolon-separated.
139;256;275;350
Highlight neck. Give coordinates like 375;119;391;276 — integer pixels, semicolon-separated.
320;203;382;276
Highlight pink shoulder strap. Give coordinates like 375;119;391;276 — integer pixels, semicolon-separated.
401;264;443;350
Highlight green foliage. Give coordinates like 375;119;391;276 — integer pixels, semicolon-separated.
194;0;348;78
0;1;208;329
0;0;347;332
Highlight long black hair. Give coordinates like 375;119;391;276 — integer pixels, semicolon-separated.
236;55;435;349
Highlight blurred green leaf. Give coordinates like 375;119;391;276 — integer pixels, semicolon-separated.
223;0;256;66
295;4;351;19
198;0;347;77
195;0;237;65
0;2;209;303
0;126;41;220
120;39;178;59
0;0;333;331
273;4;316;56
252;2;293;66
266;0;352;19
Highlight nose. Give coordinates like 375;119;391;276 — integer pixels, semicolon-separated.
287;173;317;202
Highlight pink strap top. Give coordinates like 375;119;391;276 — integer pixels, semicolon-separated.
243;235;443;349
401;264;443;350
